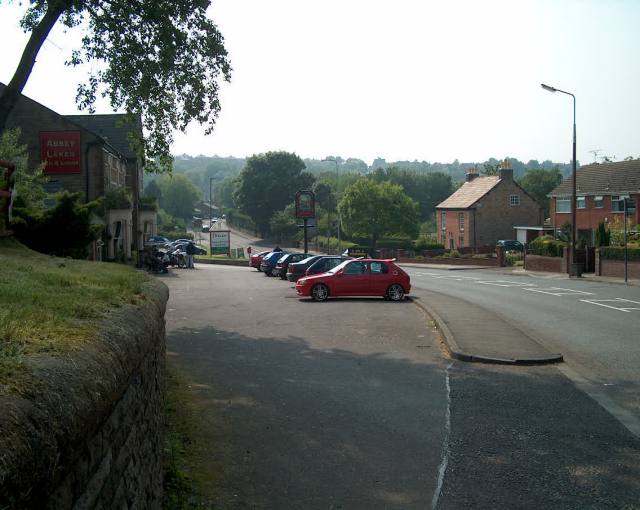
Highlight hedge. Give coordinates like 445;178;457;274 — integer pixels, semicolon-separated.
528;235;566;258
600;247;640;262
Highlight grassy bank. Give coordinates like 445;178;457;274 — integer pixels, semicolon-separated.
0;238;151;395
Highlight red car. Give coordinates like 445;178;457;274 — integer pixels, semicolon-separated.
250;250;270;271
295;259;410;302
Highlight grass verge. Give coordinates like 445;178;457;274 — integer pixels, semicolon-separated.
0;238;151;395
164;367;210;509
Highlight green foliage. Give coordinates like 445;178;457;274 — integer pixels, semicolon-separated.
312;181;336;211
339;178;419;254
595;222;610;247
225;208;256;232
556;221;572;243
233;151;315;236
600;247;640;261
214;176;238;209
269;208;298;243
144;179;162;200
528;235;566;258
157;174;201;220
11;192;102;258
441;250;461;258
518;167;563;217
370;167;453;221
4;0;232;172
156;209;190;240
140;195;158;211
104;187;133;210
481;163;500;176
0;128;47;211
414;235;444;251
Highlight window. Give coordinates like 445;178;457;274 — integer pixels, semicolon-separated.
344;261;367;275
594;196;604;208
611;195;624;212
577;196;586;209
510;195;520;206
556;198;570;213
458;212;465;232
441;211;446;230
370;262;388;274
458;235;465;247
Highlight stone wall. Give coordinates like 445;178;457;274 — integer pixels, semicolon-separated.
0;280;169;509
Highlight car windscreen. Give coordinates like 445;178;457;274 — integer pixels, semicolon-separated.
299;256;320;265
327;259;351;274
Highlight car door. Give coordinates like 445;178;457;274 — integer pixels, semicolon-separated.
333;260;370;296
369;261;391;295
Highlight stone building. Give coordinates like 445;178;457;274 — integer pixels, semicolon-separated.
1;83;156;259
436;161;543;249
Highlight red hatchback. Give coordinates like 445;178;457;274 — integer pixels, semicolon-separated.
250;250;270;271
295;259;410;302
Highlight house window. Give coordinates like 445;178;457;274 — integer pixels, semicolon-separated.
441;211;446;230
509;194;520;206
577;196;586;209
458;212;464;232
594;196;604;208
556;198;571;213
458;235;464;247
611;196;624;212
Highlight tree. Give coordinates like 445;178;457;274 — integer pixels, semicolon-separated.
157;174;200;220
11;191;102;258
518;167;563;218
269;207;298;244
0;1;231;172
233;151;315;236
339;179;419;254
144;179;162;200
215;176;238;209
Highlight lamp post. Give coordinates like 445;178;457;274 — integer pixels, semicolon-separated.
322;157;340;254
209;177;215;229
541;83;578;276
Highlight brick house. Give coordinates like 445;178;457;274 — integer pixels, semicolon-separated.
1;83;156;259
436;163;543;249
548;160;640;244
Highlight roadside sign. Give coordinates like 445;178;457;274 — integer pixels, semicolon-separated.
295;190;315;218
210;229;231;256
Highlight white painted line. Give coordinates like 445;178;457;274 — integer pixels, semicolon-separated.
432;361;454;510
476;280;537;287
580;298;640;312
524;287;595;296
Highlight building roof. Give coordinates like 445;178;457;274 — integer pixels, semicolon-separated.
437;176;500;209
549;160;640;197
65;114;142;160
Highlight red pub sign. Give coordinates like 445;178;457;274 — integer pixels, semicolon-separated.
40;131;81;174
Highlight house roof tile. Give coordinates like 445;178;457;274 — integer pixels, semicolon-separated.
549;160;640;197
437;176;500;209
65;114;142;160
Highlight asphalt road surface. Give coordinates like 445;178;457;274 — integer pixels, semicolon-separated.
405;266;640;430
163;263;640;509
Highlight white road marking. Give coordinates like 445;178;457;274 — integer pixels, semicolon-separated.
524;287;595;296
432;361;454;510
580;298;640;312
476;280;537;287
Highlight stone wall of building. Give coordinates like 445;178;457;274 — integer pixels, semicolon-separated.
0;280;169;509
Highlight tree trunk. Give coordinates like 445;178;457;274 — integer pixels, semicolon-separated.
0;1;67;131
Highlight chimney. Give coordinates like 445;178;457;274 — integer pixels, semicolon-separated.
499;159;513;180
466;165;479;182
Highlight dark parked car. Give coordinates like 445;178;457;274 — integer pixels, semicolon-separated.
286;255;325;282
305;256;353;277
260;251;289;276
250;250;271;271
273;252;307;279
496;239;524;251
174;242;207;256
145;235;169;247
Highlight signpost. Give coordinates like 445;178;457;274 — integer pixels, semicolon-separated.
295;190;315;254
210;229;231;256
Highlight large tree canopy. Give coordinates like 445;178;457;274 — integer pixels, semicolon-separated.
233;151;315;236
0;0;231;172
157;173;200;220
518;167;563;218
339;178;419;254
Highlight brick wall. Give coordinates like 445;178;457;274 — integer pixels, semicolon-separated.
0;281;169;509
595;249;640;279
524;252;568;273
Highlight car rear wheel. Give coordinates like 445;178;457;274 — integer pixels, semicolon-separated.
387;284;405;301
264;269;272;276
311;284;329;302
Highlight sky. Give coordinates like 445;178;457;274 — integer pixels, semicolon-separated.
1;0;639;166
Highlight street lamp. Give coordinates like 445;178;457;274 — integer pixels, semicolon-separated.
541;83;578;276
323;157;340;254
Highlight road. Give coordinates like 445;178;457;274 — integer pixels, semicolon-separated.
405;266;640;427
163;264;640;509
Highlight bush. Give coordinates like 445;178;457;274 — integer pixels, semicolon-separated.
104;187;132;210
414;234;444;251
442;249;461;258
600;247;640;262
528;235;566;258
